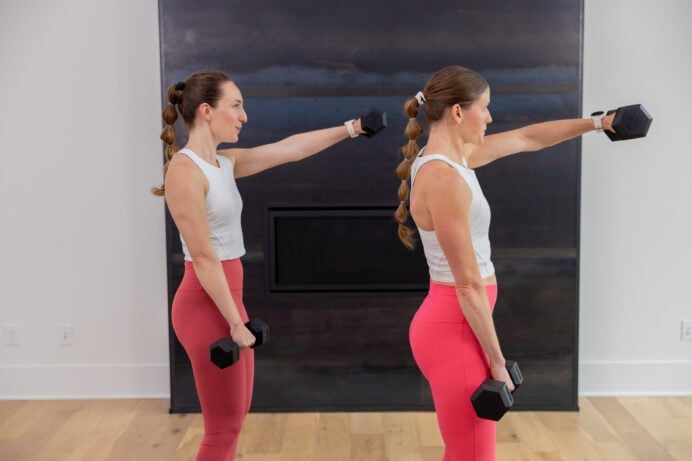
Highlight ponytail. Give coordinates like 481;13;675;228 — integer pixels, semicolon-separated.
394;67;488;247
151;71;231;196
151;82;185;196
395;96;425;249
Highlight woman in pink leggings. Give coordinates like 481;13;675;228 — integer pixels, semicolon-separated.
395;66;615;460
153;70;375;461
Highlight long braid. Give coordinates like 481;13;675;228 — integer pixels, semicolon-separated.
395;97;424;249
151;71;231;196
395;67;488;248
151;82;185;196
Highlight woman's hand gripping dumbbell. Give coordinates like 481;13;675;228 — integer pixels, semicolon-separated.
344;107;387;138
209;318;269;369
591;104;652;141
471;360;523;421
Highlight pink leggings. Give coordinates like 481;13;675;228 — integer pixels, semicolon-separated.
171;259;254;461
409;282;499;461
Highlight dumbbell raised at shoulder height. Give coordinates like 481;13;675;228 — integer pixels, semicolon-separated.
471;360;523;421
346;108;387;138
209;318;269;369
360;107;387;137
592;104;652;141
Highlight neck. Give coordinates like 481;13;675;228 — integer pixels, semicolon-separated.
185;127;219;164
425;124;468;165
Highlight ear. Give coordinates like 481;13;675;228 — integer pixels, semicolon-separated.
453;104;463;123
198;103;212;122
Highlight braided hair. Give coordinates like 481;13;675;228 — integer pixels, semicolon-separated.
394;66;489;248
151;70;231;196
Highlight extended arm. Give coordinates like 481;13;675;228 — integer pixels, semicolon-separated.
220;119;364;178
468;113;614;168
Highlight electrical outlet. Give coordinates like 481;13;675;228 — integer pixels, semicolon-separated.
60;323;73;345
683;320;692;341
4;324;19;346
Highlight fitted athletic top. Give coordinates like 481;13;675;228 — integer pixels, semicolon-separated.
177;148;245;261
410;151;495;282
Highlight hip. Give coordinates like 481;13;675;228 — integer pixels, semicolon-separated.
177;258;244;293
412;281;498;324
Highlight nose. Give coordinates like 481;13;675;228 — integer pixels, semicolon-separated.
487;111;493;124
239;109;248;123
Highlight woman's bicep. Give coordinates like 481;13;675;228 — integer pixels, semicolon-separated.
426;172;484;287
219;143;286;178
434;210;483;288
164;164;215;259
468;129;532;168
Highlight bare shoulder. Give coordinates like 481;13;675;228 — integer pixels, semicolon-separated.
415;158;468;195
165;154;206;195
466;140;492;168
217;147;240;163
167;153;200;177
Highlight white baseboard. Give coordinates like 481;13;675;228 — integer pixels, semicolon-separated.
0;363;170;399
2;361;690;400
579;360;692;396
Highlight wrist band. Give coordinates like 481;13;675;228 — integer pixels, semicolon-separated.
590;111;604;132
344;119;358;138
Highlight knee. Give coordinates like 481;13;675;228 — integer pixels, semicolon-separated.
202;427;240;449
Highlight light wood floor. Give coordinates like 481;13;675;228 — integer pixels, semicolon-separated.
0;397;690;460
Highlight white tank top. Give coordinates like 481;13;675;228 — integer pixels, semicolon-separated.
177;148;245;261
410;152;495;281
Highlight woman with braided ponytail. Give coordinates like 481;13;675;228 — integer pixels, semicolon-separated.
398;66;615;461
153;69;372;461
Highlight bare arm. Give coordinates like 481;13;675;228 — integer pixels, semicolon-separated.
468;113;615;168
219;119;363;178
417;163;513;388
164;155;255;347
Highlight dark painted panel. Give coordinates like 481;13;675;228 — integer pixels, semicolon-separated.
160;0;583;412
268;206;429;291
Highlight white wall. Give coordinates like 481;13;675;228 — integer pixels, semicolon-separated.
0;0;690;398
0;0;168;397
581;0;692;394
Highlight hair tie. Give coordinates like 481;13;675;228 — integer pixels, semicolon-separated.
175;81;185;91
415;91;426;106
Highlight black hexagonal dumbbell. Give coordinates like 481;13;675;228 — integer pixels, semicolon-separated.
594;104;652;141
209;318;269;369
471;360;523;421
359;107;387;137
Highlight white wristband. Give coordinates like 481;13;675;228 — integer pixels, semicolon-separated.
590;111;604;132
344;119;358;138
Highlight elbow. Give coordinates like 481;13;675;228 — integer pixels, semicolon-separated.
190;251;219;269
517;129;547;152
282;136;308;162
454;280;485;297
454;278;488;309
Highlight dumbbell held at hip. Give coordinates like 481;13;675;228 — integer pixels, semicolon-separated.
471;360;523;421
209;318;269;369
591;104;652;141
344;107;387;138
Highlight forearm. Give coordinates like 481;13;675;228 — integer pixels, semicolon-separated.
519;118;595;151
191;255;244;327
279;122;360;162
456;284;505;367
472;117;603;168
226;116;371;178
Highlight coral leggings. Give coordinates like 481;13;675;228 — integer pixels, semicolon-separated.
172;259;253;461
410;282;499;461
